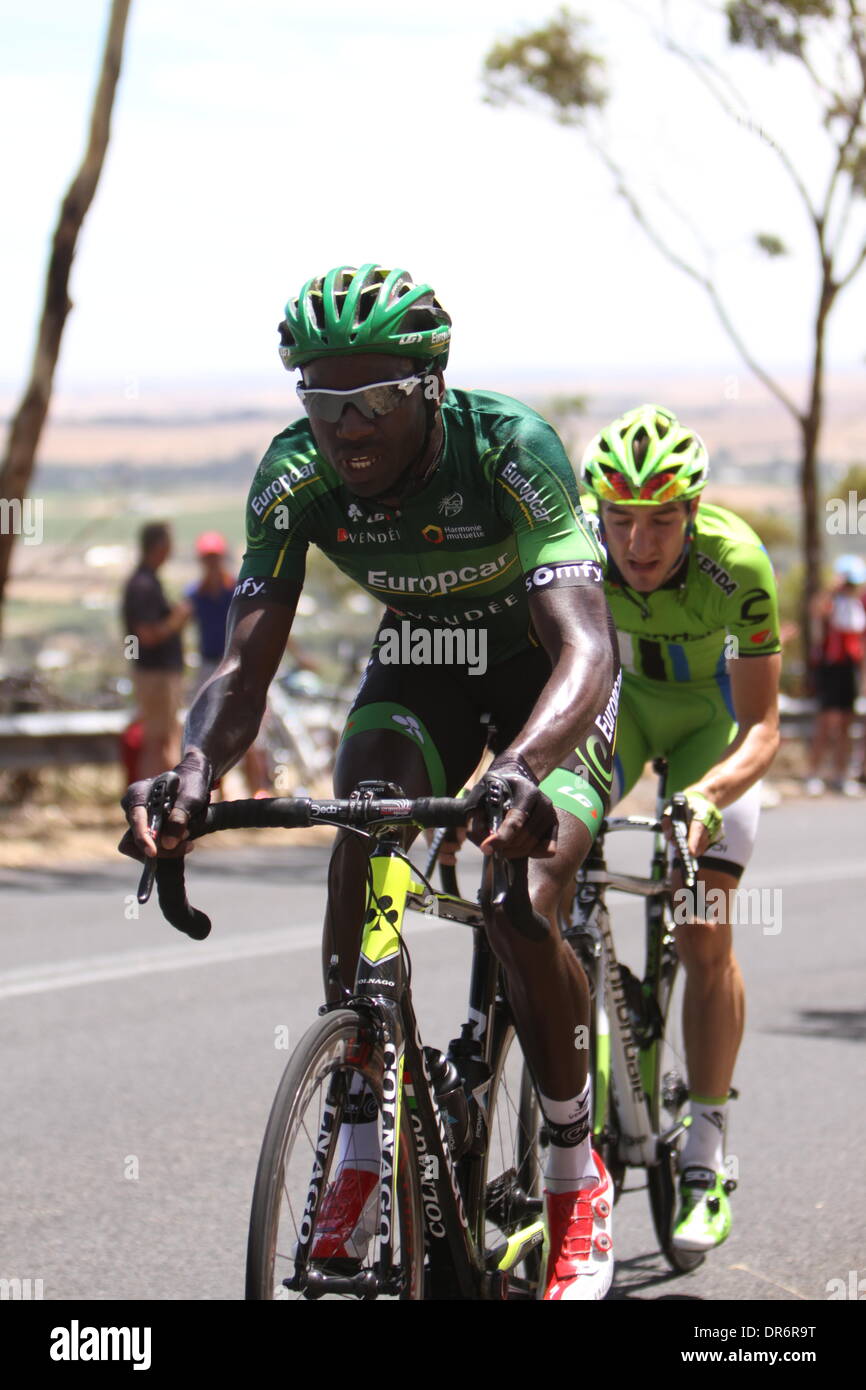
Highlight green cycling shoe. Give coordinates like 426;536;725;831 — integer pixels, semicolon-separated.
672;1167;734;1252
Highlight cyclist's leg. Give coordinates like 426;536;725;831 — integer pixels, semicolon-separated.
316;648;490;1259
665;717;762;1249
479;670;621;1300
325;643;485;996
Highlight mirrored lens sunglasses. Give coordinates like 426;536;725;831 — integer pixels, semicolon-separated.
296;373;434;423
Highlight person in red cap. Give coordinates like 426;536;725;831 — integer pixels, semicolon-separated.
187;532;235;682
187;532;271;795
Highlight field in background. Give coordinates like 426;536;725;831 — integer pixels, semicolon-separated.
3;365;864;704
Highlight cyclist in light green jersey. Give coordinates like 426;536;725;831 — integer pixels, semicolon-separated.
581;404;782;1253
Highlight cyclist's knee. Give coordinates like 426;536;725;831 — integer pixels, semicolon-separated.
333;729;430;799
675;917;736;974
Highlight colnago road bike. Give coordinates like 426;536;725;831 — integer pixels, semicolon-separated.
139;774;547;1301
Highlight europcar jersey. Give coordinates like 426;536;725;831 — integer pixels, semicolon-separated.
581;497;781;687
239;388;604;664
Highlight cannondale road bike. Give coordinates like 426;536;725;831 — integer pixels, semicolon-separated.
139;775;546;1300
562;757;736;1274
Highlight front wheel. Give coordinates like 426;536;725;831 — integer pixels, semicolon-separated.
646;910;704;1274
245;1009;425;1300
480;1018;544;1298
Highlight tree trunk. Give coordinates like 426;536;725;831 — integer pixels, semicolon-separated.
799;417;821;667
0;0;133;634
799;268;836;669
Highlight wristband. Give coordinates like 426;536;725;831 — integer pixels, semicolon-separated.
489;753;540;787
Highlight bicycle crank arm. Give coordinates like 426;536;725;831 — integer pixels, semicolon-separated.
487;1220;546;1275
656;1119;690;1154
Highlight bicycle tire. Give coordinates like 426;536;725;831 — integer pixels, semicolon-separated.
245;1009;425;1300
646;903;705;1274
480;1018;543;1297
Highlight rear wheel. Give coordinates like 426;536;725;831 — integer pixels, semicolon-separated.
245;1010;425;1299
646;905;704;1274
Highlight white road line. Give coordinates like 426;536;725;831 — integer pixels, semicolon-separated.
0;917;455;1001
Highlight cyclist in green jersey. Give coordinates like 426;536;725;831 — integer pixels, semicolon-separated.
123;264;623;1300
581;404;782;1253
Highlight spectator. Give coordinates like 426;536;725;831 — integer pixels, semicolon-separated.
806;553;866;797
121;522;190;779
187;531;270;796
187;532;236;686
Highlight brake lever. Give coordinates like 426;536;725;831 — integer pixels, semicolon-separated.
137;770;181;905
484;776;514;906
669;792;697;892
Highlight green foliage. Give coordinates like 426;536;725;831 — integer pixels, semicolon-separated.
734;507;797;549
726;1;836;57
544;392;589;423
755;232;789;256
843;143;866;198
482;7;607;124
834;462;866;494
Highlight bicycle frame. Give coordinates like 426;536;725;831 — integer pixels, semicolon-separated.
568;778;687;1176
304;833;544;1299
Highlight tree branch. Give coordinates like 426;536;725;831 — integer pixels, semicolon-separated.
836;235;866;289
660;29;818;227
590;136;804;424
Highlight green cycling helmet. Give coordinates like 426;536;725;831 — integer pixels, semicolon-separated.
278;264;451;371
581;404;709;505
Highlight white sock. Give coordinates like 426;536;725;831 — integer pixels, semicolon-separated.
679;1094;727;1178
539;1080;598;1193
334;1074;380;1174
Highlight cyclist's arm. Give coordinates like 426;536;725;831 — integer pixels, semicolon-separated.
126;587;301;856
511;585;618;779
686;650;781;828
475;584;618;859
183;587;302;779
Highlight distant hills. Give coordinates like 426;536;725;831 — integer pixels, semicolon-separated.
3;367;863;487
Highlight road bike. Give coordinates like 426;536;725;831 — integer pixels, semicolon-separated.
427;758;717;1276
141;775;547;1300
544;758;729;1274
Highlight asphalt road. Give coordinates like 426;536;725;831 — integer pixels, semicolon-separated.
1;797;864;1303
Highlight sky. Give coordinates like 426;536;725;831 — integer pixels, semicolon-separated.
2;0;865;403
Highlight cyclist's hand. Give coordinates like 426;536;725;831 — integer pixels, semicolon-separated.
465;756;558;859
662;785;723;861
118;750;213;862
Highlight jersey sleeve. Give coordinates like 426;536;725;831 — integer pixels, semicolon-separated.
236;430;319;604
723;542;782;658
490;415;605;592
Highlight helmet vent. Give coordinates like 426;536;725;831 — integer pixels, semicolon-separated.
631;426;650;467
672;436;693;453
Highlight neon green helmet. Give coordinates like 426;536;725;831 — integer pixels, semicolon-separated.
581;404;709;505
278;263;451;371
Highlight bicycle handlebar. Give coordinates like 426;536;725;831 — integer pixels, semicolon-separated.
138;786;516;941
